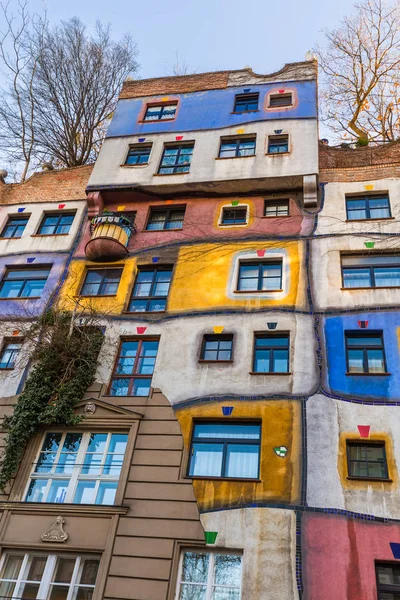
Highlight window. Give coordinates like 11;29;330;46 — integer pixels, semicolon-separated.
269;93;293;107
38;212;75;235
264;200;289;217
237;260;282;291
347;442;388;480
80;268;122;296
188;422;260;479
0;266;51;299
1;216;29;239
234;93;259;113
143;103;177;121
25;431;128;504
158;143;194;174
177;550;242;599
219;137;256;158
0;340;22;369
110;338;159;396
200;334;233;361
125;144;152;165
268;135;289;154
253;334;289;373
128;266;172;312
376;563;400;599
341;254;400;288
221;207;247;225
346;194;391;220
146;207;185;230
0;553;99;600
345;331;387;374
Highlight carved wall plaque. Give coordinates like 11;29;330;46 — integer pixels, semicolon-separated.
84;401;96;415
41;516;69;543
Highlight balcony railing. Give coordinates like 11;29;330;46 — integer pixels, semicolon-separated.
85;212;136;262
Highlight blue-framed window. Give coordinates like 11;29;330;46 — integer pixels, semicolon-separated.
268;135;289;154
125;144;152;166
237;261;282;292
128;266;172;313
200;335;234;361
346;195;391;220
269;93;292;108
38;212;75;235
0;340;22;369
345;331;387;374
253;334;289;373
1;216;29;239
219;137;256;158
233;93;259;113
158;144;194;175
110;338;159;397
146;207;185;230
188;422;261;479
221;207;247;225
80;268;122;296
144;103;177;121
341;254;400;288
0;266;51;298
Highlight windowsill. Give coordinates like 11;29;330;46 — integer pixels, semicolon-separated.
120;163;149;168
153;172;189;176
345;372;391;376
219;223;248;227
261;215;290;219
231;110;260;115
345;217;395;223
346;476;392;483
249;371;291;376
198;359;233;364
267;151;290;156
215;155;255;160
0;236;22;240
0;368;15;371
234;289;283;294
0;296;41;300
0;501;129;515
267;105;293;110
77;294;118;298
187;476;261;482
31;233;69;238
341;287;400;290
121;310;167;315
138;118;176;124
141;228;183;232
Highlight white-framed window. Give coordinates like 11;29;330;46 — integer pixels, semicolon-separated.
175;549;242;599
25;431;128;505
0;552;99;600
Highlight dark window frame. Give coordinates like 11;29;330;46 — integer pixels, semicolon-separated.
0;338;23;369
199;334;234;362
157;143;194;175
128;265;173;313
253;333;290;374
345;194;392;221
188;420;261;480
345;330;387;374
1;215;30;239
37;211;76;236
341;254;400;289
143;102;178;122
346;441;389;481
267;134;289;154
80;267;123;297
109;337;160;397
0;265;51;299
268;93;293;108
124;144;153;166
375;562;400;598
220;207;248;226
233;93;259;113
145;206;186;231
236;260;283;292
264;200;290;217
218;136;256;159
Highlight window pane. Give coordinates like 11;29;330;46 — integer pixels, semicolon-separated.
179;584;207;600
212;588;240;600
96;481;117;505
189;443;223;477
132;378;151;396
110;378;130;396
26;479;48;502
19;582;41;598
194;424;260;440
225;444;259;478
214;555;242;586
273;349;289;372
375;267;400;287
182;552;210;583
343;268;371;288
0;280;24;298
378;565;400;585
79;560;99;586
73;481;96;504
0;554;24;579
367;349;385;372
254;349;270;372
347;349;364;372
47;480;69;503
53;558;75;583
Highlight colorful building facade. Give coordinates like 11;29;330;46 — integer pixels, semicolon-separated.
0;60;399;599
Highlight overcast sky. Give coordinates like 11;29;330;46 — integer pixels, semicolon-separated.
13;0;355;79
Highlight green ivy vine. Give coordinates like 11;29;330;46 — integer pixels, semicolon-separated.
0;310;104;491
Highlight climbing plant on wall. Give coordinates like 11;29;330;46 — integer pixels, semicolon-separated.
0;309;104;491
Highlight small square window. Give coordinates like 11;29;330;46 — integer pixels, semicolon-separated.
125;144;152;166
269;93;293;108
0;266;51;299
253;334;289;373
376;563;400;598
1;216;29;239
146;207;185;231
200;335;234;361
346;194;391;220
234;93;259;113
237;260;283;292
177;551;243;599
0;340;22;369
268;135;289;154
38;212;75;235
347;442;388;479
158;144;194;175
144;103;177;121
188;422;261;479
221;207;247;225
345;331;387;374
219;137;256;159
264;200;289;217
80;268;123;296
109;338;160;397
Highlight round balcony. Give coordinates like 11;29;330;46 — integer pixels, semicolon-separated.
85;212;136;262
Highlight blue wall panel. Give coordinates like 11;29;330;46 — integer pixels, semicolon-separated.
107;81;317;138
